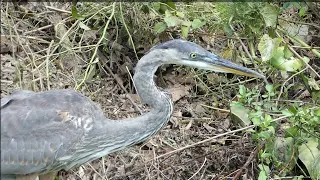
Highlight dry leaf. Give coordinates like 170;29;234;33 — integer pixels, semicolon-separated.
185;119;193;130
203;123;215;132
168;85;191;102
78;166;85;179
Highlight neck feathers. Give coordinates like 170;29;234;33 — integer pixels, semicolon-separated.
84;50;173;161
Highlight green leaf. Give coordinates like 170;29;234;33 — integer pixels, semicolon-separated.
292;2;302;9
230;102;251;126
71;6;85;20
302;56;310;64
258;34;282;61
288;106;298;115
154;22;167;33
191;19;205;29
164;16;182;27
284;126;298;137
176;11;184;18
180;24;190;39
274;137;296;172
265;84;273;93
299;6;307;17
260;4;279;27
239;85;246;96
315;108;320;117
283;45;293;59
222;24;233;36
258;164;270;180
259;131;271;139
165;2;176;10
140;5;150;14
270;46;304;72
298;138;320;179
153;2;161;11
281;109;294;117
181;21;191;27
308;78;320;91
164;10;172;17
282;2;293;10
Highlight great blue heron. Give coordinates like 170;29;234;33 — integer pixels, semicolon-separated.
1;39;264;179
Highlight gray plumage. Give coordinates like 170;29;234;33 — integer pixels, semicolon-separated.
1;39;264;179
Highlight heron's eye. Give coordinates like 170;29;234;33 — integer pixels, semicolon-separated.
190;53;197;59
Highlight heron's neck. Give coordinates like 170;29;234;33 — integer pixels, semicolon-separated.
89;51;173;154
133;55;169;109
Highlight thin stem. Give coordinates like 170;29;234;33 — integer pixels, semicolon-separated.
76;3;116;90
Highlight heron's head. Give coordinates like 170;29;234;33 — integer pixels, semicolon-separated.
148;39;264;78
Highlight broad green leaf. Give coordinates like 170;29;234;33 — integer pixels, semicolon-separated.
230;102;251;126
274;137;296;172
154;22;167;33
260;4;279;27
140;5;150;14
259;131;271;139
165;2;176;10
281;109;294;117
284;45;293;58
164;10;172;17
284;126;298;137
258;34;282;61
298;138;320;179
180;24;190;39
258;164;270;180
281;57;304;72
308;78;320;91
292;2;302;9
176;11;184;18
265;84;273;93
258;171;267;180
191;19;205;29
302;56;310;63
270;46;304;72
315;108;320;117
164;16;182;27
282;2;293;9
299;6;307;17
239;85;246;96
159;4;169;14
181;21;191;27
71;6;85;20
153;2;161;11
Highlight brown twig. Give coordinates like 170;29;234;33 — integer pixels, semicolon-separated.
278;17;320;29
154;116;289;160
97;49;143;114
233;143;264;180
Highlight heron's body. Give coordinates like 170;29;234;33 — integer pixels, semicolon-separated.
1;39;263;179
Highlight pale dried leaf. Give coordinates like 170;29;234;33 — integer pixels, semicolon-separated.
185;119;193;130
168;85;191;102
78;166;85;179
203;123;214;132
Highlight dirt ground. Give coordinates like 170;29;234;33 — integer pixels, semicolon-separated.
2;2;314;180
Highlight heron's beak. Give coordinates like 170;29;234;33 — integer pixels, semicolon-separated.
202;53;265;78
